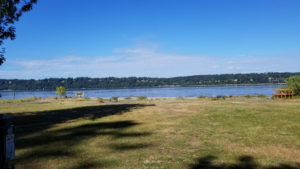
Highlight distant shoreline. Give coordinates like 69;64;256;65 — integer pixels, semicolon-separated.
0;83;284;92
0;72;296;91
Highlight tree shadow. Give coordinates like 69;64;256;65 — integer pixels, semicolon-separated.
16;120;152;165
11;103;154;136
189;155;300;169
69;161;111;169
110;142;152;151
9;103;154;169
16;120;151;150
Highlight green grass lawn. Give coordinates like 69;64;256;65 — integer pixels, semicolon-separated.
0;97;299;169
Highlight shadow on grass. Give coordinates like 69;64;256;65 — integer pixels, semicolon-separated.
189;155;300;169
10;104;154;169
16;120;151;150
12;104;154;136
69;161;110;169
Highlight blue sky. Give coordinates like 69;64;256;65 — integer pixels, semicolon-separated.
1;0;300;79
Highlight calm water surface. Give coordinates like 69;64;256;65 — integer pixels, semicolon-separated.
0;85;280;99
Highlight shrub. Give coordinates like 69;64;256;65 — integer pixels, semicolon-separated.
257;94;267;98
197;96;206;99
216;95;227;100
137;96;147;100
286;75;300;95
244;94;253;98
125;97;132;100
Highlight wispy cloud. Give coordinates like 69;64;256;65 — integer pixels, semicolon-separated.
0;43;299;79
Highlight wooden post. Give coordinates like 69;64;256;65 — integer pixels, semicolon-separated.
0;115;15;169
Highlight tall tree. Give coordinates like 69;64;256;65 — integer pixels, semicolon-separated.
0;0;37;65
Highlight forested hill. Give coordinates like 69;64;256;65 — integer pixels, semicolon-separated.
0;72;299;91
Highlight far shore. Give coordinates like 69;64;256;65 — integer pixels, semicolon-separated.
0;83;284;92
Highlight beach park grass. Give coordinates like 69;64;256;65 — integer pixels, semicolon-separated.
0;97;300;169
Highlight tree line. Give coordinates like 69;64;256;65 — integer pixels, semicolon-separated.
0;72;299;91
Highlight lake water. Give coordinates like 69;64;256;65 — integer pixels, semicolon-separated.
0;85;280;99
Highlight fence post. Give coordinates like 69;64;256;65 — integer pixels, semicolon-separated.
0;114;15;169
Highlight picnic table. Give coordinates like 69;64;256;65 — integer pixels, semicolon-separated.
272;89;294;99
